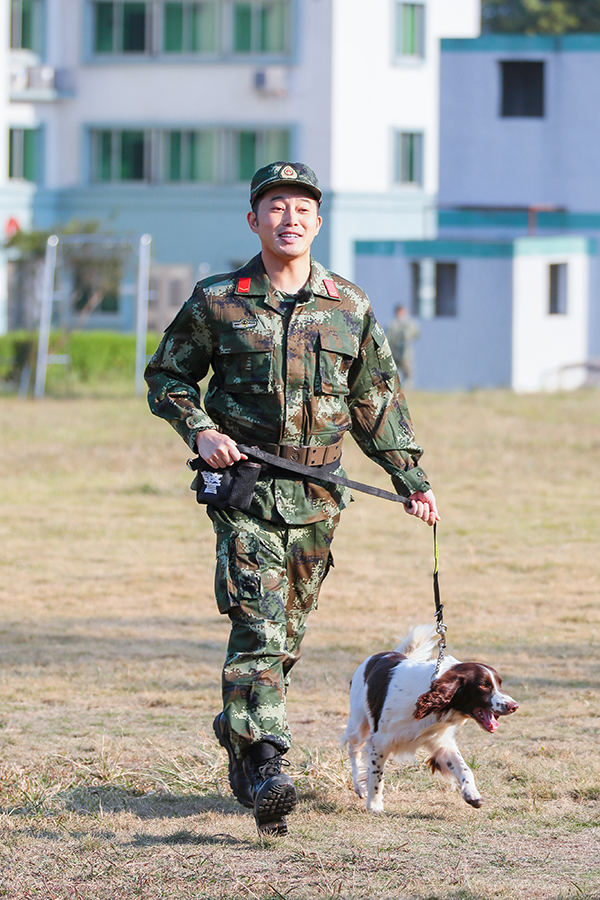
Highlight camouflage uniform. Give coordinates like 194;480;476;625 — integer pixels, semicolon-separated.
145;252;430;755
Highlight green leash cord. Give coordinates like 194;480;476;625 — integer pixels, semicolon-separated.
432;522;447;681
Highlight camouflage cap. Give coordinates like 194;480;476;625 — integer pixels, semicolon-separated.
250;162;322;206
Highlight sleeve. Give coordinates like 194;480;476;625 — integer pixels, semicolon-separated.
347;307;431;498
144;288;218;451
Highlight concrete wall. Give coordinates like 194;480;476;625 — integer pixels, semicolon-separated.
440;35;600;211
512;236;591;392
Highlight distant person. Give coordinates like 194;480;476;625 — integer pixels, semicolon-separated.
386;304;420;386
145;162;438;837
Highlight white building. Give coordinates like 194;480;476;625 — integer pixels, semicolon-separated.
0;0;480;334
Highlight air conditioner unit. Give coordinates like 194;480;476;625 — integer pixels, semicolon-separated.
254;67;289;98
27;66;56;90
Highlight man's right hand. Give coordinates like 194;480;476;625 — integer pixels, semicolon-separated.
196;430;247;468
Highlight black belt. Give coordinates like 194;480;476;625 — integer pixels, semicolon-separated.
237;443;411;507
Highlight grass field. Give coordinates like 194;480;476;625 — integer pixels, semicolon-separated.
0;388;599;899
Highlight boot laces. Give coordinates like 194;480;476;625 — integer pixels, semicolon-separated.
256;754;289;781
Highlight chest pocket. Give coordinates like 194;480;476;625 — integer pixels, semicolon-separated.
216;329;274;394
317;330;359;396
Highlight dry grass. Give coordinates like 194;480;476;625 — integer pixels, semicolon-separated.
0;388;599;899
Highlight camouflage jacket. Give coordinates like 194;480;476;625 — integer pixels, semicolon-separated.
145;254;430;525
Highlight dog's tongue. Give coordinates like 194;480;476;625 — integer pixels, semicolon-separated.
476;709;499;733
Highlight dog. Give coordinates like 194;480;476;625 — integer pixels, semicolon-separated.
341;624;518;812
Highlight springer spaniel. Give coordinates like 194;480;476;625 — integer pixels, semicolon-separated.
341;624;518;812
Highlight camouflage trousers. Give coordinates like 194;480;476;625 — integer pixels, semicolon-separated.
209;507;339;756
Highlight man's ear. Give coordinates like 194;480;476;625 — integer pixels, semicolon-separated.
247;210;258;233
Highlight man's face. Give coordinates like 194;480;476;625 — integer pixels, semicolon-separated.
247;186;322;262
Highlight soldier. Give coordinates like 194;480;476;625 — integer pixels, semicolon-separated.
386;304;420;386
144;162;439;836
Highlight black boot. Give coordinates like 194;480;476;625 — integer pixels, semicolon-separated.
243;741;297;836
212;713;254;809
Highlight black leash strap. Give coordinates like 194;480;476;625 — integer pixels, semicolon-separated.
236;443;412;507
431;521;447;681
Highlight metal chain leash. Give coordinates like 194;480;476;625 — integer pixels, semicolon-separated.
431;522;447;682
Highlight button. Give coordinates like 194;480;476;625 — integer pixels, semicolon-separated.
290;450;300;461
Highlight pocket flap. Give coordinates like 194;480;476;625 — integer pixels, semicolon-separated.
219;329;274;354
319;329;359;358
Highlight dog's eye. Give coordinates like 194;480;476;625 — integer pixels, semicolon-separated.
478;684;488;692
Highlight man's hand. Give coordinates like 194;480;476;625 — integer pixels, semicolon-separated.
196;430;247;468
404;489;440;526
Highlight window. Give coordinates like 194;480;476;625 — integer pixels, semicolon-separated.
165;130;217;181
234;128;289;181
395;2;424;59
92;0;291;56
435;263;457;317
395;132;423;185
411;260;457;318
94;1;149;53
233;1;289;54
8;128;41;181
91;129;148;181
163;2;218;52
10;0;44;53
90;126;290;184
549;263;567;315
501;61;544;118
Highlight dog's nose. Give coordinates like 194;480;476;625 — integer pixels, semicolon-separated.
505;700;519;714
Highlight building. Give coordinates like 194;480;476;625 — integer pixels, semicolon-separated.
357;34;600;391
0;0;480;335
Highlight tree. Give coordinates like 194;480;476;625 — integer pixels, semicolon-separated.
482;0;600;34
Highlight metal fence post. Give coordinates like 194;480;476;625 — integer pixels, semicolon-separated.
135;234;152;397
34;235;59;400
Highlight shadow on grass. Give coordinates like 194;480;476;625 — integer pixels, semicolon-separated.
63;784;248;820
130;829;252;847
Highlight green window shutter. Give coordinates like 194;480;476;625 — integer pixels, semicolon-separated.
263;130;289;165
260;1;286;53
95;2;114;52
164;3;184;51
99;130;113;181
168;131;182;180
233;3;252;52
190;130;216;182
22;129;37;181
191;2;218;52
122;2;146;52
120;130;145;180
238;131;257;180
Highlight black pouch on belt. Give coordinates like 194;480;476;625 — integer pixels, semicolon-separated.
187;457;262;511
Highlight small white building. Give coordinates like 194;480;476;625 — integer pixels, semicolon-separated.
355;235;594;392
0;0;480;334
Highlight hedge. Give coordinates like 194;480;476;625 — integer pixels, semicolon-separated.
0;330;163;388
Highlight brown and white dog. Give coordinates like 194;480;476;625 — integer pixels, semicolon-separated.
341;625;518;812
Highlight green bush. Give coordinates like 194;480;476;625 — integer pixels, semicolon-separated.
0;330;162;394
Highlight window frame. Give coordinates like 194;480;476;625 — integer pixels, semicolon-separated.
87;0;294;61
500;60;545;119
88;125;292;185
548;262;568;315
393;0;425;63
8;126;43;183
10;0;46;55
394;130;424;187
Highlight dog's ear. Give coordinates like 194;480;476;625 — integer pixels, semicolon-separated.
414;670;463;719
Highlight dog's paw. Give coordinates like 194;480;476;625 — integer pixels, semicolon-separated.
366;800;385;814
353;784;367;799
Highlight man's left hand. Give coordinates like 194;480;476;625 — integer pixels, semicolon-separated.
404;489;440;526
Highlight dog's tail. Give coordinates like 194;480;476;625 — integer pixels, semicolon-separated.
395;624;437;660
